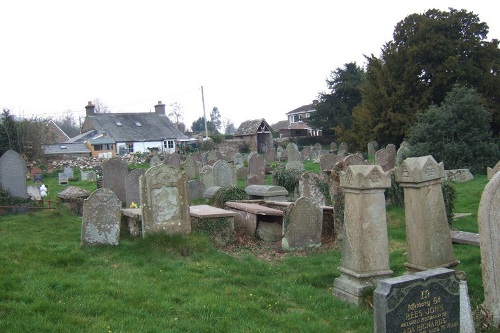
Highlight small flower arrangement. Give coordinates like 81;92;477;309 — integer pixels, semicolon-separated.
129;202;139;208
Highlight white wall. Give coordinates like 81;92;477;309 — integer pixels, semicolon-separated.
116;141;176;154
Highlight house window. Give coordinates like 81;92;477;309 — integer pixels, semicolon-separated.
115;121;122;126
163;140;174;150
94;144;113;151
135;122;142;127
291;114;301;123
126;142;134;153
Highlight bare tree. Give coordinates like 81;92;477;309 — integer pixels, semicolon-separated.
168;102;186;132
93;98;110;113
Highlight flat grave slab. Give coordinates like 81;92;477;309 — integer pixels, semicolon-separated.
224;202;284;216
189;204;237;218
450;230;479;246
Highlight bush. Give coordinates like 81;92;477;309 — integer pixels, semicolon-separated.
210;186;249;208
272;168;303;194
238;142;251;154
442;181;457;225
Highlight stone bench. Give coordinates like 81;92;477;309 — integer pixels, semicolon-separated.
224;201;284;242
190;205;237;246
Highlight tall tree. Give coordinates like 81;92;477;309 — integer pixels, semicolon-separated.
223;119;236;134
350;8;500;147
210;107;221;133
0;109;20;156
191;117;215;133
168;102;186;132
308;62;365;135
53;113;80;137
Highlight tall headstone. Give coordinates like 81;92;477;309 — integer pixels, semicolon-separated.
395;156;459;273
187;179;205;203
165;153;181;169
298;172;327;206
81;188;121;246
375;144;397;172
233;152;244;167
286;143;301;162
374;268;460;333
301;146;311;161
63;166;74;179
125;168;146;207
0;150;28;198
183;155;199;180
102;157;128;204
140;164;191;236
367;141;377;157
149;154;161;167
265;148;276;164
200;165;214;188
338;142;349;155
396;141;411;166
343;154;365;166
478;172;500;327
282;196;322;251
247;153;266;186
487;160;500;180
333;165;393;304
330;142;338;152
213;160;234;187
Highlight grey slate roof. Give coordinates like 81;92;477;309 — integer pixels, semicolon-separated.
234;119;273;136
285;103;316;115
66;130;99;143
81;113;188;142
43;143;91;155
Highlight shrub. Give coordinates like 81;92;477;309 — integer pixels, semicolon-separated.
210;186;249;208
441;180;457;225
272;168;303;194
238;142;251;154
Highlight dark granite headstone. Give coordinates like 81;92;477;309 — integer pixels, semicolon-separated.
125;169;146;207
0;150;28;198
374;268;460;333
102;157;128;204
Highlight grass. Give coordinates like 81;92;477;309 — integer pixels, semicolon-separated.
1;166;497;332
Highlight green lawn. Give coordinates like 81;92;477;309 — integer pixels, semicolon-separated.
0;167;496;332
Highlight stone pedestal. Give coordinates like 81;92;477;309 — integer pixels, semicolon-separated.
395;155;459;273
333;165;393;304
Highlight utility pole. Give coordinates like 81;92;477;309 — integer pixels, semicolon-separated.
201;86;208;140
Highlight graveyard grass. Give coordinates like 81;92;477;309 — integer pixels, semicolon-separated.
0;167;496;332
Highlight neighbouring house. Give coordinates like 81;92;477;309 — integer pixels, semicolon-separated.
78;101;190;156
42;121;92;158
277;100;322;138
233;119;273;154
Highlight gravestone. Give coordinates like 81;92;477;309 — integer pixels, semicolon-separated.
213;160;235;187
233;152;244;167
376;144;397;172
276;146;284;161
81;188;121;246
265;148;275;164
0;150;28;198
367;141;377;157
298;172;327;206
301;146;311;161
245;185;288;201
187;179;205;203
310;148;319;162
200;165;214;188
183;155;199;180
286;143;301;162
140;164;191;236
320;153;342;173
478;172;500;327
333;165;393;304
285;160;304;171
282;196;322;251
149;154;161;167
314;143;322;151
395;156;459;273
374;268;460;333
30;167;43;179
236;166;248;180
63;167;74;179
444;169;474;183
165;153;181;169
58;173;69;186
486;160;500;179
330;142;338;152
338;142;349;155
247;153;265;185
102;157;128;204
343;154;365;166
33;173;43;184
125;169;145;207
396;141;411;166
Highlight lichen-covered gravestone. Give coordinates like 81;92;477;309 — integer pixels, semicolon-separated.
0;150;28;198
183;155;199;180
213;160;235;187
298;172;327;206
140;164;191;236
125;168;145;207
478;172;500;327
282;196;322;251
247;153;265;185
81;188;121;246
102;157;128;204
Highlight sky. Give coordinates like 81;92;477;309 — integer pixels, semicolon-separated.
1;1;500;132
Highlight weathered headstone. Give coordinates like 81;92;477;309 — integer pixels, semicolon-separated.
374;268;460;333
246;185;288;201
0;150;28;198
478;172;500;327
236;166;248;180
333;165;393;304
286;143;301;162
213;160;235;187
276;146;284;161
396;141;411;166
81;188;121;246
265;148;275;164
301;146;311;161
343;154;365;166
444;169;474;182
200;165;214;188
395;156;459;273
367;141;377;157
375;144;397;172
165;153;181;169
63;166;74;179
285;160;304;171
149;154;161;167
298;172;327;206
183;155;199;180
330;142;338;152
125;169;145;207
247;153;265;186
486;160;500;179
102;157;128;205
233;152;244;167
187;179;205;203
338;142;349;155
282;196;322;251
58;173;69;186
140;164;191;236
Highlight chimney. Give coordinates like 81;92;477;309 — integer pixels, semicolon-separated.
85;101;95;115
312;100;318;105
154;101;166;116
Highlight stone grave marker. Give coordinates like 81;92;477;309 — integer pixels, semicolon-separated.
374;268;460;333
187;179;205;203
149;154;161;167
246;185;288;201
247;153;265;185
30;167;43;179
298;172;327;206
0;150;28;198
233;152;244;167
285;160;304;171
64;166;74;179
282;196;322;251
140;164;191;236
367;141;377;157
330;142;338;152
338;142;349;155
396;141;411;166
33;172;43;184
200;165;214;188
58;172;69;186
276;146;284;161
487;160;500;179
376;144;397;172
343;154;365;166
333;165;393;304
314;143;322;151
165;153;181;169
444;169;473;182
183;155;199;180
213;160;235;187
265;148;275;164
286;143;301;162
301;146;311;161
102;157;128;204
478;172;500;327
236;166;248;180
125;168;146;207
395;156;459;273
81;188;121;246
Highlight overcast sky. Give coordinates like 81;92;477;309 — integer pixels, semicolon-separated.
1;1;499;132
